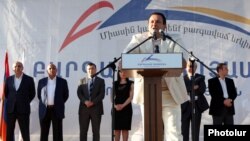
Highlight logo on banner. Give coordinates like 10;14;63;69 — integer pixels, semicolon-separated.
141;54;161;63
59;0;250;52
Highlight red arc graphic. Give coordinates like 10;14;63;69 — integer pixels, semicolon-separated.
59;1;114;52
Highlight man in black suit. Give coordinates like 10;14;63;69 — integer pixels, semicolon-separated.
208;63;237;125
4;61;36;141
77;62;105;141
181;60;209;141
37;63;69;141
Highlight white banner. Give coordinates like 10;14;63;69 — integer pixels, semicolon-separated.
1;0;250;140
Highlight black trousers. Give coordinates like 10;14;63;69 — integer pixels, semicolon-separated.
212;107;234;125
79;112;102;141
7;113;30;141
181;103;202;141
40;107;63;141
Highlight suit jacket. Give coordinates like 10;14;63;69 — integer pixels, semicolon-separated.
37;76;69;119
208;77;237;116
4;73;35;114
123;32;189;105
181;73;209;118
77;76;105;115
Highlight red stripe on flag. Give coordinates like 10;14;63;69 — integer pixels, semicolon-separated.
0;52;9;141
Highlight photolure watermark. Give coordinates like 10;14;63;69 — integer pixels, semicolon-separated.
204;125;250;140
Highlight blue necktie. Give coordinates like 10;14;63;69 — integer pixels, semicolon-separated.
89;79;94;96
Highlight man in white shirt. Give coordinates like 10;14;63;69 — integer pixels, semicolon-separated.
37;63;69;141
5;61;35;141
208;63;237;125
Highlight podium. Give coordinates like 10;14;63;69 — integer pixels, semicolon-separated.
122;53;183;141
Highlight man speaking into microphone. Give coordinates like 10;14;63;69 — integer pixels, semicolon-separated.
123;12;189;141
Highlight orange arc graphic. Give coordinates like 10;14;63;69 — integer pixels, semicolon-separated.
172;6;250;25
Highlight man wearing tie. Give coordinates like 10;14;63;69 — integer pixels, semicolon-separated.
181;60;209;141
5;61;36;141
37;63;69;141
77;62;105;141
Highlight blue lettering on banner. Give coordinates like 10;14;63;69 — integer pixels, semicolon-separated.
34;60;250;79
199;61;250;78
33;61;114;78
34;60;245;96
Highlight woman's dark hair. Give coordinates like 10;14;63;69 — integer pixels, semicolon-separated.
117;70;129;82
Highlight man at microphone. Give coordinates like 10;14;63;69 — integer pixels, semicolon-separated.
123;12;188;141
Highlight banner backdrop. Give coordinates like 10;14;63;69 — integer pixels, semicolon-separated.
1;0;250;140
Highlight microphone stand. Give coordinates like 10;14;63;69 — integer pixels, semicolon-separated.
91;36;153;141
189;54;197;141
163;34;217;141
164;35;218;77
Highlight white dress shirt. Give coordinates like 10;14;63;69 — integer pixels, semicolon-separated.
47;77;56;105
219;78;229;98
14;73;23;91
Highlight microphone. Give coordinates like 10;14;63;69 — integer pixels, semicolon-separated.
152;30;157;40
189;56;196;62
189;52;196;62
159;29;173;41
159;29;166;41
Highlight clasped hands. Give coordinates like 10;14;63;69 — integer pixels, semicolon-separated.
224;98;233;107
85;100;94;108
114;104;124;111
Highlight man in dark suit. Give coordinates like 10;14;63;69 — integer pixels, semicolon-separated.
181;60;209;141
77;62;105;141
4;61;36;141
208;63;237;125
37;63;69;141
